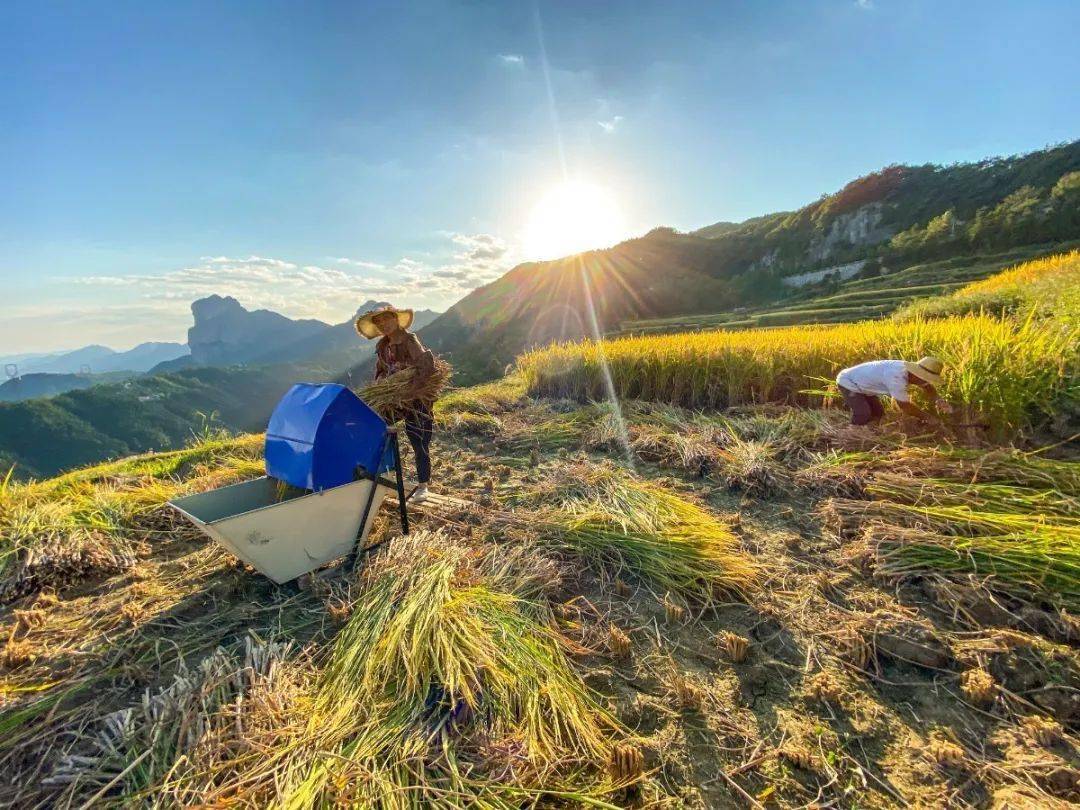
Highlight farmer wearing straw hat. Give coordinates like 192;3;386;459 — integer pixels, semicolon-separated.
355;306;437;503
835;356;953;427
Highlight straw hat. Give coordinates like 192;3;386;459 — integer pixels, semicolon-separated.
354;306;414;340
904;356;944;386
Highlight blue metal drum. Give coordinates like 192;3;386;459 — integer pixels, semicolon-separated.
264;383;392;491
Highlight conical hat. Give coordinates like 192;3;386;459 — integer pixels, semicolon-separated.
354;306;414;340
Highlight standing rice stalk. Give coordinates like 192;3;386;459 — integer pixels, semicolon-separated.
518;312;1077;437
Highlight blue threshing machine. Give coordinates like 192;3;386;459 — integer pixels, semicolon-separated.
168;383;410;583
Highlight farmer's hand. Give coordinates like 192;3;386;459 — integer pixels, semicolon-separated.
936;398;954;415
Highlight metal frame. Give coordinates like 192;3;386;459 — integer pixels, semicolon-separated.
347;427;409;570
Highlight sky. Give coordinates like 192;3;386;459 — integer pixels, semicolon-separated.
2;0;1078;354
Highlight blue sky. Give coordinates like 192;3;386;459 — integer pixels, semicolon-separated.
2;0;1078;353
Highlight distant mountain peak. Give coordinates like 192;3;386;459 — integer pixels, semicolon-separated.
191;294;246;321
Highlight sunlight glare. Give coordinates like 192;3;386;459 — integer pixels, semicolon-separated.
523;181;626;261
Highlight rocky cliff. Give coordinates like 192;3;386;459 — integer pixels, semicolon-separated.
186;295;328;366
185;296;441;370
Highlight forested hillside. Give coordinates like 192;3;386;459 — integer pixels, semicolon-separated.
417;141;1080;384
0;364;329;479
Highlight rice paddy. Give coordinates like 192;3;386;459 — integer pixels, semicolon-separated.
3;252;1080;807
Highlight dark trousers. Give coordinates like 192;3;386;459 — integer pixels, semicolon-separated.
839;385;884;426
404;403;434;484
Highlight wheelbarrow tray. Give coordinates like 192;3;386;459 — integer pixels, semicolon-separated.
169;476;390;584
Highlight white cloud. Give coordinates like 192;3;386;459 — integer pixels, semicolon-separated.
597;115;624;133
855;0;873;9
497;53;524;66
449;232;509;262
72;257;406;324
332;257;385;270
68;231;513;337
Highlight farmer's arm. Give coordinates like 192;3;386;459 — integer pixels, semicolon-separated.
374;339;389;380
896;400;937;422
404;335;436;389
889;373;939;424
919;382;954;414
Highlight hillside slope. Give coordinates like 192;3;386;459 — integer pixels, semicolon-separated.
0;364;329;479
416;141;1080;384
0;371;134;403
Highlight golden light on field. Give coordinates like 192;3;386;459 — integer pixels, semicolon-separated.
523;180;626;261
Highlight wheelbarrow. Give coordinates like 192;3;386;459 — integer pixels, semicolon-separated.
168;383;409;584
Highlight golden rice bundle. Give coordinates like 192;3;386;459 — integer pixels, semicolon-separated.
357;358;453;420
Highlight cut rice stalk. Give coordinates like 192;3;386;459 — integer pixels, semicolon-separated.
522;464;757;604
357;358;453;421
240;530;622;807
870;524;1080;612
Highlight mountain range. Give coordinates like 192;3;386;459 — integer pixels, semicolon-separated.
157;295;439;373
2;342;188;376
3;139;1079;477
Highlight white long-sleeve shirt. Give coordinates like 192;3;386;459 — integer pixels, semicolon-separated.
836;360;910;402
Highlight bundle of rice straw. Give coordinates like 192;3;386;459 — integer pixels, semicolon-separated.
358;358;452;421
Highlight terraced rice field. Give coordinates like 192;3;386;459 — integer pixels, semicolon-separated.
616;242;1080;337
2;250;1078;807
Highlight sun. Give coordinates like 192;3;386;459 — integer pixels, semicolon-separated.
523;180;626;261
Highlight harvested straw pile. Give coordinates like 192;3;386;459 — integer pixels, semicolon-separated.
47;635;294;800
0;535;137;604
40;529;630;806
716;434;790;497
820;454;1080;612
203;529;624;805
0;438;263;603
519;462;758;602
818;447;1080;496
357;357;452;420
871;524;1080;611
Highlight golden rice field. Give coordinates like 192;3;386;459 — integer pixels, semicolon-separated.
4;252;1080;807
3;379;1080;806
521;250;1080;438
894;248;1080;321
519;313;1077;437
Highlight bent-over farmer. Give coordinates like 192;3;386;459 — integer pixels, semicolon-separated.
355;306;438;503
835;356;953;426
